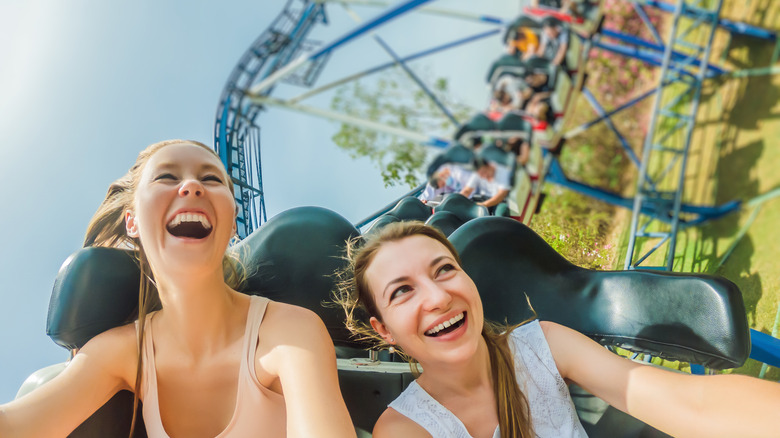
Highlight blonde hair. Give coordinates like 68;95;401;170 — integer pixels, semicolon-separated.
334;221;534;438
82;139;244;437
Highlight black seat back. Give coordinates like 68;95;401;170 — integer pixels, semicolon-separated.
436;194;490;222
486;54;527;85
496;112;533;142
449;217;750;369
426;143;475;177
454;112;497;141
48;248;139;350
425;211;466;237
364;214;401;235
385;196;432;222
234;206;361;347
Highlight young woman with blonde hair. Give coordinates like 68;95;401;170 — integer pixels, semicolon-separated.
335;221;780;438
0;139;355;438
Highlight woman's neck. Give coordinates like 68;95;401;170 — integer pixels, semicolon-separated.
153;269;248;361
416;336;493;400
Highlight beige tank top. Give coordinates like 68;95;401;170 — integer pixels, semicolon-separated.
140;295;287;437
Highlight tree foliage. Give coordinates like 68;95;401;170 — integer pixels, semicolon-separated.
330;67;473;188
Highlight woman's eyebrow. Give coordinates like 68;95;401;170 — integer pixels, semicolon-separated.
383;276;411;299
430;255;451;267
381;255;454;298
153;162;179;171
199;163;224;174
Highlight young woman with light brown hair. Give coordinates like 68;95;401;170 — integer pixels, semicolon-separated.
335;221;780;438
0;139;355;438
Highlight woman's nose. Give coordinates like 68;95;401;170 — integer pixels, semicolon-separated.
421;282;452;311
178;179;203;197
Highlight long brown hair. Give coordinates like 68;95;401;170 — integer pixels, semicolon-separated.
334;221;534;438
83;139;244;437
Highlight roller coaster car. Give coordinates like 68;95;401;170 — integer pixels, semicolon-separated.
20;208;749;437
524;0;602;25
425;142;475;178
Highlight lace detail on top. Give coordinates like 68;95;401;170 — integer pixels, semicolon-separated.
388;320;588;438
139;295;286;437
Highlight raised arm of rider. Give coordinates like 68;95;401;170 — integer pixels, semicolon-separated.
542;321;780;438
0;325;136;438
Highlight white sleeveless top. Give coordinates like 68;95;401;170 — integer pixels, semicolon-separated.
388;320;588;437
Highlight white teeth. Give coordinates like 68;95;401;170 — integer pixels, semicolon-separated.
167;212;212;229
425;312;465;336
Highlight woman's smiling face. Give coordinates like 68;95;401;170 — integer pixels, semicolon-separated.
365;234;485;366
126;142;236;275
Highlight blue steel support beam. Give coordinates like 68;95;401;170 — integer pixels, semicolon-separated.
261;3;320;83
624;0;723;272
289;28;501;104
599;28;727;75
219;101;230;167
545;159;651;212
372;36;460;126
632;2;663;44
318;0;505;25
750;329;780;369
544;159;740;224
581;88;641;167
311;0;435;60
565;87;657;139
664;0;723;270
636;0;776;40
252;0;436;95
593;37;723;78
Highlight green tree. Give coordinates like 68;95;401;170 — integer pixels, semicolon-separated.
330;67;473;187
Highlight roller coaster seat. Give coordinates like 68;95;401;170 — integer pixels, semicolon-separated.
424;210;466;237
524;55;558;90
384;196;432;222
425;142;475;177
364;213;401;235
496;112;533;141
503;15;543;44
454;112;497;142
447;217;749;437
435;193;490;222
486;53;527;85
449;217;750;368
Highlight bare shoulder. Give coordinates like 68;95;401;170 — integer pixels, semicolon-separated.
373;408;431;438
538;320;583;343
538;319;563;336
78;322;139;389
260;301;333;353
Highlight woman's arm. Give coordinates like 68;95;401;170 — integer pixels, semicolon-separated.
264;303;356;438
541;321;780;438
477;189;510;208
0;325;136;437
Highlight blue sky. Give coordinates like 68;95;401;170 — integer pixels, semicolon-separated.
0;1;518;403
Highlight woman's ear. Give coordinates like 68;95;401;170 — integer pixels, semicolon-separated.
369;316;394;344
125;210;139;238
